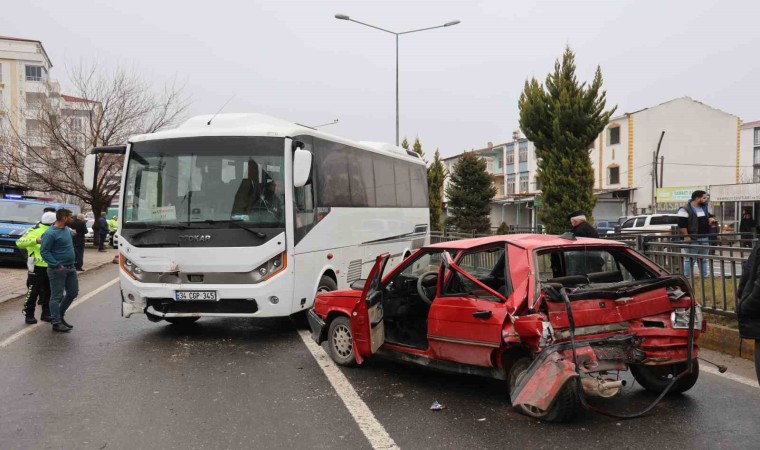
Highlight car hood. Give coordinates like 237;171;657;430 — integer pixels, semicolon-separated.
0;222;33;238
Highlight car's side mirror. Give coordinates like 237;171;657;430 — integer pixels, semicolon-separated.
350;279;366;291
293;149;312;188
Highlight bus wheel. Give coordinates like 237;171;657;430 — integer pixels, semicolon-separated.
165;317;200;326
318;275;338;293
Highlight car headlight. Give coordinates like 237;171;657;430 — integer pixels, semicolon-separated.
251;253;287;283
120;254;143;280
671;305;703;329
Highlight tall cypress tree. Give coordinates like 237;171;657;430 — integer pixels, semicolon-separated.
445;152;496;232
427;149;446;232
518;47;616;234
413;137;425;161
401;137;410;150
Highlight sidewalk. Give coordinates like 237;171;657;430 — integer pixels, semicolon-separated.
0;247;117;304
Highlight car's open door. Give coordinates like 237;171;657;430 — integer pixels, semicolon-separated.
351;253;390;363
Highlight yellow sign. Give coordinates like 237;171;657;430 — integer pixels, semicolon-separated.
656;186;705;204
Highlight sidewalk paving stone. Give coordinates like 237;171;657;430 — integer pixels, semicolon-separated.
0;247;117;304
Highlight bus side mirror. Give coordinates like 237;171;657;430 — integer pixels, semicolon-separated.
293;149;312;188
83;154;97;190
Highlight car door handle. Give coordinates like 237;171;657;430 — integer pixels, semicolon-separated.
472;310;492;319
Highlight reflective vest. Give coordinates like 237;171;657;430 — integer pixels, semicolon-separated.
16;224;51;268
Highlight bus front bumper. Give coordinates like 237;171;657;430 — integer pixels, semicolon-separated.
120;273;297;319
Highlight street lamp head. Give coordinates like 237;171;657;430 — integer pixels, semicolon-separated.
444;20;461;27
335;14;350;20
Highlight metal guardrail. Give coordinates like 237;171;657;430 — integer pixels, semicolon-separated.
432;228;755;319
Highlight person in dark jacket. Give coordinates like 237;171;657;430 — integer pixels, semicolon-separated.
568;210;599;238
96;212;109;252
69;213;88;271
737;239;760;385
739;210;754;248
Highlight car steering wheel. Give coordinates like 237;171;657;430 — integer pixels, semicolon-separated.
416;271;438;305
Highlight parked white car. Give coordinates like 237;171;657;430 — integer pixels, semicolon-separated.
608;214;681;234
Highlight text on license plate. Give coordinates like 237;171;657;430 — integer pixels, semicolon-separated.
0;247;14;253
175;291;217;301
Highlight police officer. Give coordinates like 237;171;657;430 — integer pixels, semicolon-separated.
16;211;56;324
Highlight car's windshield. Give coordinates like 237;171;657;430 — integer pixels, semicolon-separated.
0;200;47;224
123;137;285;229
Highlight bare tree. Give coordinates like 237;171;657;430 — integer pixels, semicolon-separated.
0;62;189;232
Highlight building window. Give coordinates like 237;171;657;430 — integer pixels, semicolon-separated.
0;62;3;82
754;167;760;183
507;176;515;194
519;173;529;193
506;149;514;165
534;176;541;191
608;165;620;185
755;127;760;146
518;145;528;163
608;126;620;145
25;66;45;82
754;147;760;166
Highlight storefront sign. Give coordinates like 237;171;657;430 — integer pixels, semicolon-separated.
710;183;760;202
656;186;705;204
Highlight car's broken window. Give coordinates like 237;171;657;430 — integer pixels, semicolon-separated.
444;246;507;300
536;248;652;286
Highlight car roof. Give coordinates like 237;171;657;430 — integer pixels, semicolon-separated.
426;234;628;251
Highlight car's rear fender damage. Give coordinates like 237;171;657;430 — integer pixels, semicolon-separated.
510;335;644;410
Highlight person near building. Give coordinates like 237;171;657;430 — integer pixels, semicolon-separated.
40;208;79;332
568;210;599;238
69;213;88;271
96;212;109;252
676;190;715;277
15;211;56;324
739;210;755;248
736;238;760;386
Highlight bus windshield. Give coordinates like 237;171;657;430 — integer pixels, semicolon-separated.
123;137;286;229
0;200;46;224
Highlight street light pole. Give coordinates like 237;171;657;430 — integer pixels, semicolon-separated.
335;14;460;146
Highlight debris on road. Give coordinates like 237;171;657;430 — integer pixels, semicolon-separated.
430;401;446;411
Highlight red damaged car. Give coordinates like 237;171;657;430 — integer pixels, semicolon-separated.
307;234;704;422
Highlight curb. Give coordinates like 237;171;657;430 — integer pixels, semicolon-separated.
700;323;756;361
0;259;117;306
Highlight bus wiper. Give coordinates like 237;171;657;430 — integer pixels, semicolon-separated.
130;224;189;240
199;220;267;239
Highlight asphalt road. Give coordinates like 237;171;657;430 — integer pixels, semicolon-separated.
1;266;758;450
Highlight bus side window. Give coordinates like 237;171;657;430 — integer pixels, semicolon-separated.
295;182;314;212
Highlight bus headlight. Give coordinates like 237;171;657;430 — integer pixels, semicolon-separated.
671;305;703;330
120;254;143;280
252;253;287;283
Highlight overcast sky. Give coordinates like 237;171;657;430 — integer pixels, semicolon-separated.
4;0;759;158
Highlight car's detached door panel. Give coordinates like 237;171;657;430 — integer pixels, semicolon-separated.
351;253;389;362
428;247;508;367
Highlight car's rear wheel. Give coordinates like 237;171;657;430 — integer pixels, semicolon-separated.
327;316;357;367
508;357;578;423
631;360;699;395
165;317;200;326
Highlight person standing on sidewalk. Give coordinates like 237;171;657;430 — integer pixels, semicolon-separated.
15;211;56;324
96;212;109;252
69;213;88;271
736;239;760;386
40;209;79;333
676;190;715;277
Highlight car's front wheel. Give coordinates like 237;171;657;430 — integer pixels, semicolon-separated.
327;316;357;367
508;357;578;423
631;360;699;395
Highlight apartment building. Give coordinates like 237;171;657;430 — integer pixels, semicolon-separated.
740;119;760;182
442;134;541;230
589;97;741;218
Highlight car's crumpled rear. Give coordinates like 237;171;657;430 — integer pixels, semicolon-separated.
510;276;702;421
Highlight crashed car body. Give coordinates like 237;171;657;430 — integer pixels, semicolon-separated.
308;235;704;422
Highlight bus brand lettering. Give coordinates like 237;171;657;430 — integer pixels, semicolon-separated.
178;235;211;242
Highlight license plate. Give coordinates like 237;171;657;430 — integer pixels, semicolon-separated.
0;247;14;253
175;291;217;301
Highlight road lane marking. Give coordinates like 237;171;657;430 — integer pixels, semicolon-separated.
702;365;759;389
0;278;119;349
297;329;399;450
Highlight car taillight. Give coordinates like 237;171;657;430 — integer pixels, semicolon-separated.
671;305;703;330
